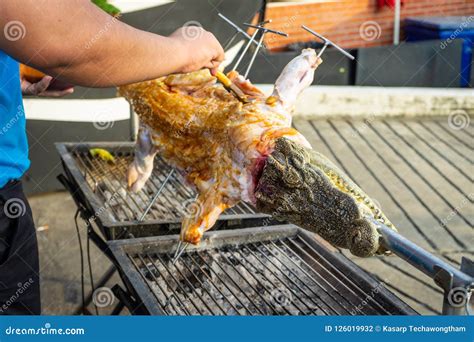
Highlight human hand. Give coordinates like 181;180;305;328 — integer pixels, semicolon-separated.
169;26;225;74
21;75;74;97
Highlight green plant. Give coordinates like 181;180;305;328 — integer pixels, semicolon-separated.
91;0;121;16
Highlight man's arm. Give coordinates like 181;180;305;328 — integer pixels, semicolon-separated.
0;0;224;87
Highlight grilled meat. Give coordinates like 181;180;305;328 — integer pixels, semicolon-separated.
119;48;396;256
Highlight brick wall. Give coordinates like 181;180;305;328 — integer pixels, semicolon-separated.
259;0;474;50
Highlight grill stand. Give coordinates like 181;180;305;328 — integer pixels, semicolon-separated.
58;174;145;315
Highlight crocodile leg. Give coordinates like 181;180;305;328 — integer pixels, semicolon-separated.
254;137;396;257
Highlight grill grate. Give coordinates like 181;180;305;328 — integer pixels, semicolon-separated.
57;143;274;240
109;225;416;315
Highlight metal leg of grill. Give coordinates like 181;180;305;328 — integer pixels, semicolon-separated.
111;284;149;315
73;265;117;315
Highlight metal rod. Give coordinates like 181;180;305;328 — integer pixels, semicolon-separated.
167;254;216;314
198;251;265;314
176;255;229;315
317;42;329;59
154;253;205;315
241;245;316;314
188;252;249;313
224;31;239;51
218;249;282;314
218;13;261;49
286;236;387;314
376;221;473;287
244;23;288;37
302;25;355;60
233;29;259;71
251;242;341;314
139;169;174;222
232;19;271;71
274;240;352;315
393;0;401;45
134;254;184;314
172;240;189;264
244;33;266;79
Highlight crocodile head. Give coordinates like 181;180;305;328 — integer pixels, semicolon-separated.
254;137;396;257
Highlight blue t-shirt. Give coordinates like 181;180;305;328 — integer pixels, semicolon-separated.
0;51;30;188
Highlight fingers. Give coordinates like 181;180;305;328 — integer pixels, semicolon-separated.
22;76;52;95
31;76;53;94
21;76;74;97
38;87;74;97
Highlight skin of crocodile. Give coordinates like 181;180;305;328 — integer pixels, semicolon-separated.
254;137;396;257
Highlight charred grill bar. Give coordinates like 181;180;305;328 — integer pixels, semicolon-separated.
109;225;415;315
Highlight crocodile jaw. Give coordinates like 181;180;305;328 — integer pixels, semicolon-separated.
254;137;396;257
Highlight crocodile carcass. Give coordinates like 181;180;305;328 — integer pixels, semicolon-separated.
119;48;395;257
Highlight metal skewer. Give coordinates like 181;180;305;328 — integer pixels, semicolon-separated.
138;169;174;222
218;13;262;50
223;31;239;51
243;23;288;79
244;33;265;79
233;19;272;72
244;23;288;38
172;240;189;264
302;25;355;60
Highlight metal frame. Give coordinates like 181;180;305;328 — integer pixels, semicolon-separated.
56;142;277;241
108;225;416;316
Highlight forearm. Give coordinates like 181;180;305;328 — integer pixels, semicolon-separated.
0;0;191;87
46;26;190;87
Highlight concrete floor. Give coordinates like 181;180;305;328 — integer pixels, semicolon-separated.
28;115;473;316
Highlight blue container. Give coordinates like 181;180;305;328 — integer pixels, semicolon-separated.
405;16;474;87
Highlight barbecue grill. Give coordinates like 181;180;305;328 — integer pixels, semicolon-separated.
57;139;473;316
57;142;278;240
108;225;416;315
